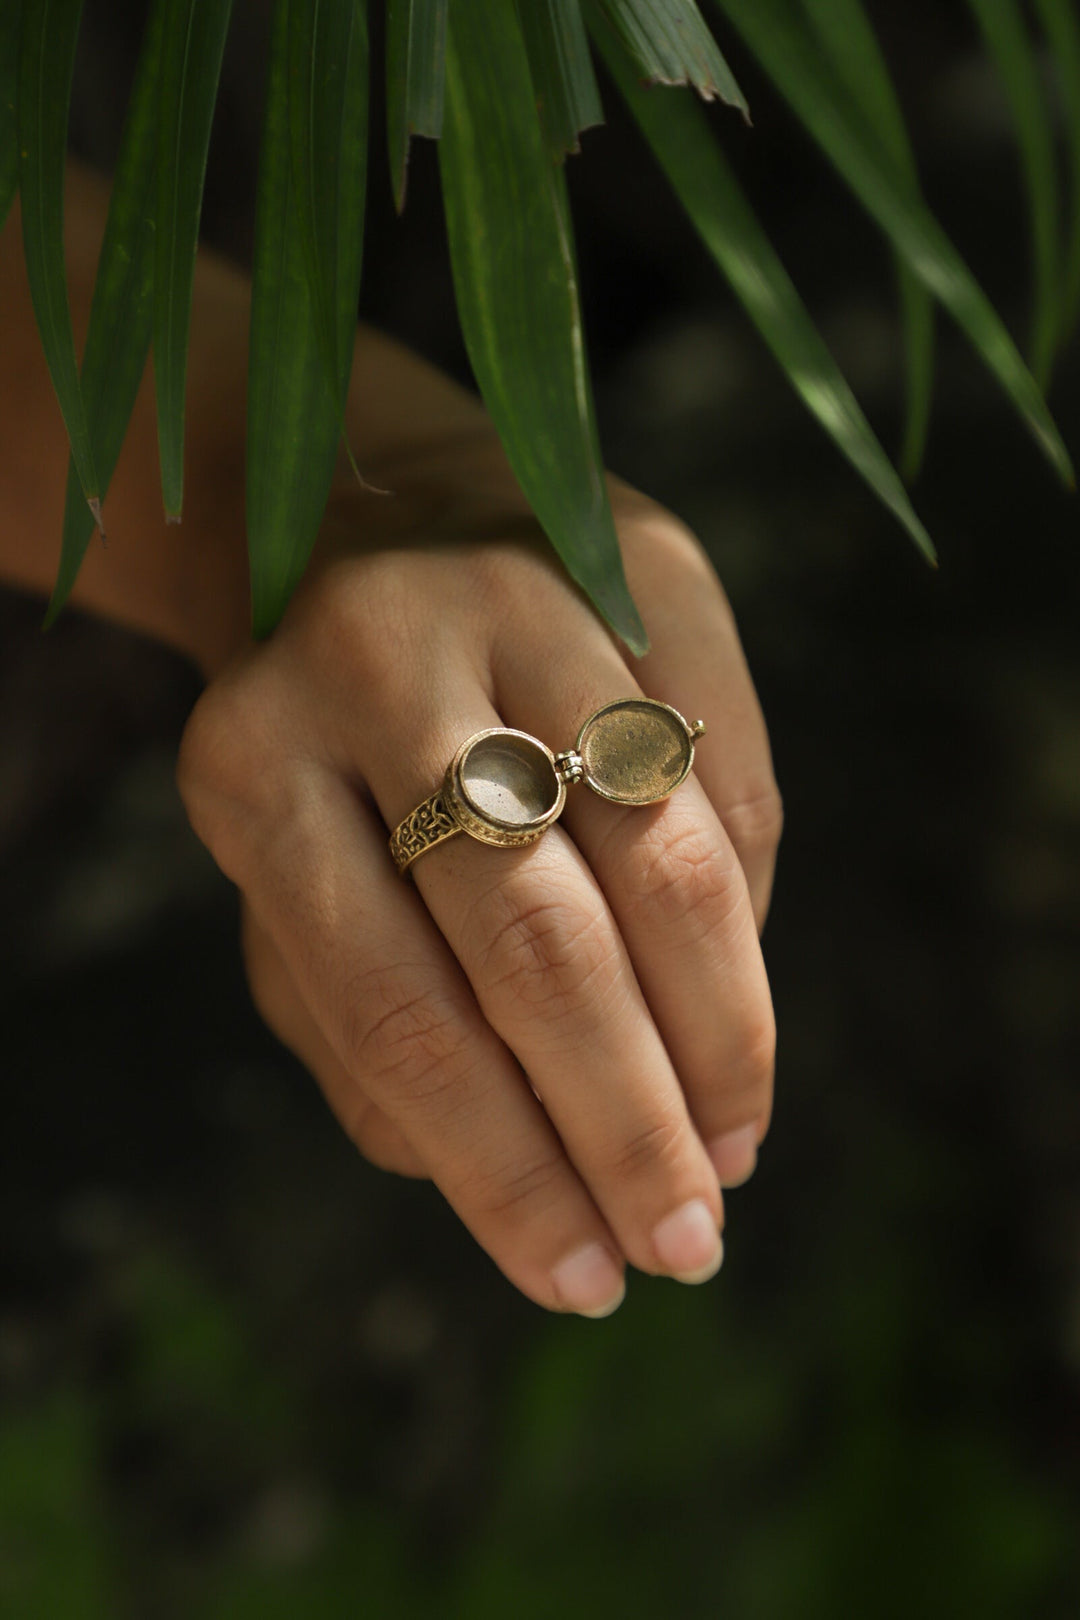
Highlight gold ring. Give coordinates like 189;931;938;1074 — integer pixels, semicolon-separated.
389;698;705;876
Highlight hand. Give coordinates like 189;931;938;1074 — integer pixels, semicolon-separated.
1;169;779;1311
177;446;781;1318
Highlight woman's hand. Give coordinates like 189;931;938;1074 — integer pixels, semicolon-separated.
177;447;781;1318
2;170;780;1315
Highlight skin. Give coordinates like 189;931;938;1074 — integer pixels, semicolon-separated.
0;163;782;1317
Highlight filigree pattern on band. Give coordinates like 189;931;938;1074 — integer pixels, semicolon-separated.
390;791;460;875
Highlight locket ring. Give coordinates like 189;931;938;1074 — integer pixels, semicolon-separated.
389;698;705;877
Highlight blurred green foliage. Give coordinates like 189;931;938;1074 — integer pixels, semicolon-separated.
0;1237;1073;1618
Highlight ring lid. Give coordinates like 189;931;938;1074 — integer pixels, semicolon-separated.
575;698;700;806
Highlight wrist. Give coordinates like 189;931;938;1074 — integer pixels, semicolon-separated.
0;165;252;682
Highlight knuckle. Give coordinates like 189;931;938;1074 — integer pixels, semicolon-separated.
177;671;283;831
724;1008;777;1111
304;557;473;730
470;886;616;1029
343;970;470;1108
469;1149;568;1227
464;545;522;610
306;555;430;691
344;1102;426;1179
609;1111;687;1185
620;506;722;588
474;543;560;611
742;1007;777;1078
619;503;698;559
624;818;743;941
722;786;785;861
277;561;367;698
176;687;234;819
303;556;378;637
347;1126;397;1174
302;564;387;691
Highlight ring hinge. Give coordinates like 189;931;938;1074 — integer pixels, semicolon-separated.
554;749;584;786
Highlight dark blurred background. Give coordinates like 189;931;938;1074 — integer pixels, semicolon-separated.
1;3;1078;1615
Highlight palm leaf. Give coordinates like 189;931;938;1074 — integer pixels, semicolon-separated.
710;0;1073;487
966;0;1061;389
247;0;344;639
0;1;21;230
589;4;935;563
600;0;748;117
17;0;101;523
439;0;647;654
1033;0;1080;336
797;0;934;479
154;0;235;521
386;0;447;213
45;0;166;626
515;0;605;160
287;0;369;409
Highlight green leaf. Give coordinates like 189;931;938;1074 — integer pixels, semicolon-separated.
287;0;369;408
515;0;605;160
17;0;101;522
710;0;1074;486
1033;0;1080;335
386;0;447;213
796;0;934;479
45;0;166;626
247;0;343;640
967;0;1061;388
439;0;647;654
599;0;748;118
0;1;21;230
588;5;936;564
154;0;235;520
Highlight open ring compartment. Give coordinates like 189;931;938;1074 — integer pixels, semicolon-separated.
445;728;567;848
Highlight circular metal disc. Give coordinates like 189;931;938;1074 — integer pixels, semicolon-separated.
457;730;562;832
576;699;695;805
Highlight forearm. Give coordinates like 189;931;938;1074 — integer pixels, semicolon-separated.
0;162;253;677
0;160;515;680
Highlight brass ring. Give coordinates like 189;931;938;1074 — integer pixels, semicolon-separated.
389;698;705;877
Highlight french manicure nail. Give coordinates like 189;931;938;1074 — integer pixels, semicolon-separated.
707;1123;759;1188
651;1198;724;1284
551;1242;626;1318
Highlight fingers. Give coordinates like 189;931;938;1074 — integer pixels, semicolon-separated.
491;603;775;1191
567;784;774;1185
354;697;726;1287
619;510;784;933
181;700;631;1317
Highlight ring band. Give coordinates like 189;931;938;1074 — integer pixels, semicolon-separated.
390;698;705;876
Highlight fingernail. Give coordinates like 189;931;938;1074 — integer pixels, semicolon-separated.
651;1198;724;1284
707;1124;759;1188
551;1242;626;1318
